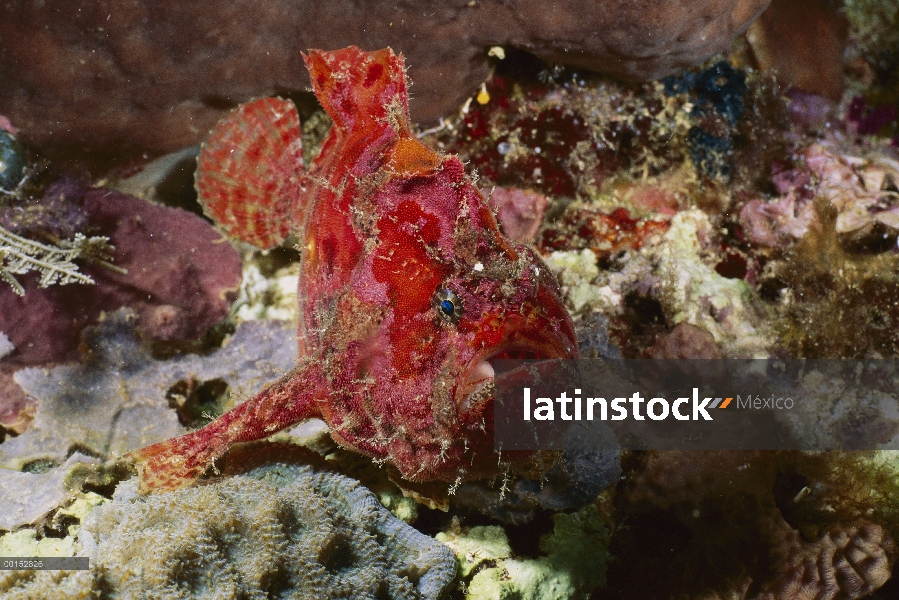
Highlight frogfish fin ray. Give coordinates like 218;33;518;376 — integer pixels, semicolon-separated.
195;97;304;249
129;354;327;493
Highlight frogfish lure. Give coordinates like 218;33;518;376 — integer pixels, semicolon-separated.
130;46;577;493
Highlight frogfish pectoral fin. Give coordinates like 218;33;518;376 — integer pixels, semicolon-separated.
195;97;304;249
129;356;327;493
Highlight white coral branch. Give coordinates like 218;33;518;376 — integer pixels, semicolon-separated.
0;225;117;296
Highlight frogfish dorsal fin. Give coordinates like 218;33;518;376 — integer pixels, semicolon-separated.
195;97;303;249
303;46;410;134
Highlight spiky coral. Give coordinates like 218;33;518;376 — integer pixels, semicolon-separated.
0;226;115;296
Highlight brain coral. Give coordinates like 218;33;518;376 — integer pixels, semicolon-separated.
2;463;456;599
611;451;897;600
758;518;895;600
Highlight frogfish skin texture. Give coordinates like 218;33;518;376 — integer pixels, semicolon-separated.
130;46;577;493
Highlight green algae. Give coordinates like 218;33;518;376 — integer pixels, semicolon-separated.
0;530;75;558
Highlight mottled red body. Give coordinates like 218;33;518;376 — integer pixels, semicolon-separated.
131;47;577;493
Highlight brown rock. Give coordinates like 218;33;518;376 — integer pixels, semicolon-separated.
647;322;723;358
0;183;243;365
0;0;769;169
746;0;848;100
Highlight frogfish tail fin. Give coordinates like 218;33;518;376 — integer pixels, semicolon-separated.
195;97;303;249
303;46;410;133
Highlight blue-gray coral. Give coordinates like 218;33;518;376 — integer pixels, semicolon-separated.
0;452;99;531
0;309;296;470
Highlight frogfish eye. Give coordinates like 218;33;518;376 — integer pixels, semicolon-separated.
435;288;463;324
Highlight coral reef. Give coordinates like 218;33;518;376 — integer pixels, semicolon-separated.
545;210;769;358
0;0;768;169
439;503;611;600
422;54;792;358
607;450;899;599
0;179;243;364
0;310;296;470
429;58;789;204
6;5;899;598
0;462;457;600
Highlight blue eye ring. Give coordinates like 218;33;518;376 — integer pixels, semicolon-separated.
435;289;463;324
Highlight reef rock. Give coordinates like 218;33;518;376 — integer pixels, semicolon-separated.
0;180;243;365
0;463;457;600
746;0;848;100
0;0;769;168
0;311;296;470
647;322;723;359
0;452;99;531
439;504;612;600
545;210;770;357
610;451;898;599
487;187;548;245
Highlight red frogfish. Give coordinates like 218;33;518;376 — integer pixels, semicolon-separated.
130;46;577;493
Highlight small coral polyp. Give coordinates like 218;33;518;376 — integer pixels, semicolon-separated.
130;46;577;493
